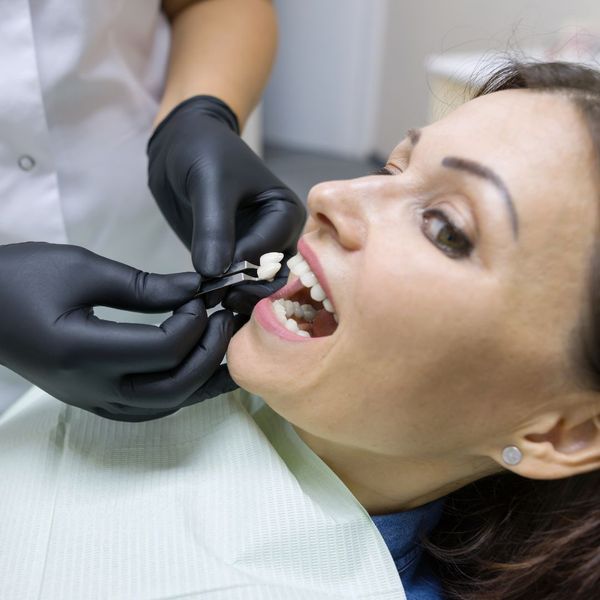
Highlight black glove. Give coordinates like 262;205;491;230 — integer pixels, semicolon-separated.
0;242;237;421
147;95;306;309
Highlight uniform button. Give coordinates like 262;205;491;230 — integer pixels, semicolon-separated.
18;155;36;171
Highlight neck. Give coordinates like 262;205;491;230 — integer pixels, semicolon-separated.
292;425;499;515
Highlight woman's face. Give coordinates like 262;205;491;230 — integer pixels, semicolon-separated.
228;89;598;462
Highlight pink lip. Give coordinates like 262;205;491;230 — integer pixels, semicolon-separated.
297;237;336;310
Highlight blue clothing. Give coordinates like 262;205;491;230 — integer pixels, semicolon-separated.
371;498;445;599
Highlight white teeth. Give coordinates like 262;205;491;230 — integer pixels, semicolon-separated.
310;283;326;302
260;252;284;266
300;271;318;288
285;318;299;332
271;299;313;338
293;260;311;276
284;300;295;318
257;262;281;281
274;301;286;318
287;254;304;269
279;253;340;328
301;304;316;322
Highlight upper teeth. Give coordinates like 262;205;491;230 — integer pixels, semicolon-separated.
287;254;336;316
257;252;284;281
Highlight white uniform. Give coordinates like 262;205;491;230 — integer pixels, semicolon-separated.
0;0;194;410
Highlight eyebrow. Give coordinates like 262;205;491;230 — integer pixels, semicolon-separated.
407;128;421;146
383;128;519;239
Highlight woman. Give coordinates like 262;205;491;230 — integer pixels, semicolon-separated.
1;61;599;599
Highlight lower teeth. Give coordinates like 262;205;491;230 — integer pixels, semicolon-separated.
272;299;313;338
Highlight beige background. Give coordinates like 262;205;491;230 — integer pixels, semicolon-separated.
375;0;600;156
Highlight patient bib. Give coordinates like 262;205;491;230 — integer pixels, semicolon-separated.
0;388;405;599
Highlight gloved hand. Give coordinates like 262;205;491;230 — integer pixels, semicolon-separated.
0;242;238;421
147;95;306;310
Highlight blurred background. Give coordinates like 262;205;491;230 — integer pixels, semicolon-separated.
253;0;600;200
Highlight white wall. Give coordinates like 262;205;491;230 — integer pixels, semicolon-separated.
265;0;600;159
264;0;387;158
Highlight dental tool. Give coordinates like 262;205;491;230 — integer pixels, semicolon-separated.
195;253;283;296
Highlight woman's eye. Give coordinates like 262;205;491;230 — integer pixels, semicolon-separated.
371;166;395;176
422;209;473;258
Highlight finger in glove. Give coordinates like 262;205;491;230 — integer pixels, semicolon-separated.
118;310;234;409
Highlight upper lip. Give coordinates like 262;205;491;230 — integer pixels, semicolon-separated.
297;237;337;311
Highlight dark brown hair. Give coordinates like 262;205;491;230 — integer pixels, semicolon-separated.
425;61;600;600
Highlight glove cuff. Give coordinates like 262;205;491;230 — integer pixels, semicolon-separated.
148;95;240;152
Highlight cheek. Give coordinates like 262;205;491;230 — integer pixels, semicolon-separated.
347;246;503;399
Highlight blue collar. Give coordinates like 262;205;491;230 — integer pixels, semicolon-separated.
370;498;445;573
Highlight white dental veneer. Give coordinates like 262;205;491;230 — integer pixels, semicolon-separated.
257;252;284;281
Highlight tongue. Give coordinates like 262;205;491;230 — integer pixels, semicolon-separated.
312;309;338;337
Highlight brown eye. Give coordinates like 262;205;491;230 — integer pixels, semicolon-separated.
422;209;472;258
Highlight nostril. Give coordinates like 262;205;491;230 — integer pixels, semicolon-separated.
315;212;336;232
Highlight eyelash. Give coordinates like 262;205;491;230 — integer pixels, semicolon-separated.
374;165;473;259
422;210;473;259
372;165;397;176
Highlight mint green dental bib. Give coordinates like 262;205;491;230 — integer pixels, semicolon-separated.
0;388;405;599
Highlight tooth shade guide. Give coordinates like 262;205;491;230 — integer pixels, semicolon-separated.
256;262;281;281
259;252;284;266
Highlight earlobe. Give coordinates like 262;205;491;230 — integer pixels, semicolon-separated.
497;407;600;480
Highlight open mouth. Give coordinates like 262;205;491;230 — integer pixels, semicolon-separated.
269;253;339;339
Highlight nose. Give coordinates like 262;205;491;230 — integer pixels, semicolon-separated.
306;180;368;251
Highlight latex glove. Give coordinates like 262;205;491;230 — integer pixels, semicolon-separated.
0;242;237;421
222;262;291;317
147;96;306;298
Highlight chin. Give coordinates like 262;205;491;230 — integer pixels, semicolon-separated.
226;323;270;397
226;320;307;417
226;326;252;388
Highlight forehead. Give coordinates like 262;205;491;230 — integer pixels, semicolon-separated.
423;90;585;174
431;90;591;180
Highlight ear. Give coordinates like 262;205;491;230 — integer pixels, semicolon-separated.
492;403;600;479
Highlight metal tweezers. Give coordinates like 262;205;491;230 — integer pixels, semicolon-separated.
195;261;261;296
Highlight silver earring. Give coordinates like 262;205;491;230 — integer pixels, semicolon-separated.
502;445;523;466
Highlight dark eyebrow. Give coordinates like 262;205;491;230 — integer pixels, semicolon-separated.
441;156;519;239
407;128;421;146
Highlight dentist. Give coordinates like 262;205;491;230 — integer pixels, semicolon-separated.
0;0;305;421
